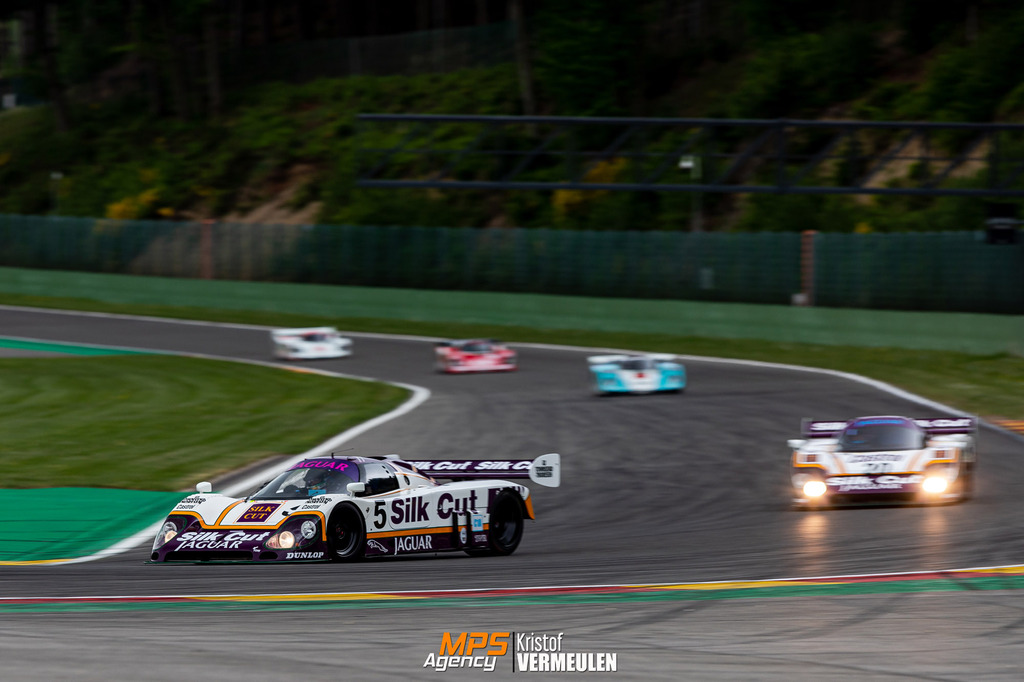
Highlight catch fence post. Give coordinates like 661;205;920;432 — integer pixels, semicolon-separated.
798;229;817;306
201;219;215;279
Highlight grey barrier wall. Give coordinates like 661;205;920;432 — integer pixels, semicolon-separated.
0;214;1020;313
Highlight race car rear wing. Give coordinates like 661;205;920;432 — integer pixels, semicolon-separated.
588;353;679;365
396;453;561;487
436;339;503;347
588;355;628;365
272;326;339;339
802;417;977;438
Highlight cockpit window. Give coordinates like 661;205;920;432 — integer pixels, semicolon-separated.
251;460;360;499
362;461;400;495
460;342;491;353
620;358;656;370
838;419;925;452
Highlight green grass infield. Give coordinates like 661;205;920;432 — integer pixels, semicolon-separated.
0;354;408;491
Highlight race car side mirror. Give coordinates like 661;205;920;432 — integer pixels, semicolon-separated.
196;481;213;493
346;482;366;496
787;439;807;449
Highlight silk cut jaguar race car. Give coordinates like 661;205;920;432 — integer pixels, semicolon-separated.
151;453;560;563
789;416;977;508
587;354;686;395
435;339;517;373
271;327;352;360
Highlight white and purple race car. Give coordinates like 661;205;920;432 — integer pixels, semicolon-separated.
271;327;352;360
151;453;560;563
789;415;977;508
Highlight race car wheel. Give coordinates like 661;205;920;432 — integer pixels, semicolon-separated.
327;504;366;562
960;465;975;501
467;490;524;557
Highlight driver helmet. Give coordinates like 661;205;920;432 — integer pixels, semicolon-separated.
306;469;329;494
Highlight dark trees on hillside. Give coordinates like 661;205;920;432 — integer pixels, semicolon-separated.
1;0;1018;128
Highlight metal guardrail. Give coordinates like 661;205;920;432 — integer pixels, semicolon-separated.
356;115;1024;198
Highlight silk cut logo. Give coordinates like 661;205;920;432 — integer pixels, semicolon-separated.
238;503;279;522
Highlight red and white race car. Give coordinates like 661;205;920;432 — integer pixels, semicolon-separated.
434;339;517;373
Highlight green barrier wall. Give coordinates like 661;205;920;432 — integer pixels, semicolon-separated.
814;231;1024;312
3;214;1021;312
1;266;1021;355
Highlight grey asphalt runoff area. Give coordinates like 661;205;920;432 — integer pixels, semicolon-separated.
2;306;1024;681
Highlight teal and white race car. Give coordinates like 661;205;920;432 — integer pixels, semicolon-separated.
587;354;686;396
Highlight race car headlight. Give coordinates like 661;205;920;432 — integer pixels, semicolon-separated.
153;521;179;549
923;476;948;493
266;530;296;550
803;480;827;498
265;518;320;549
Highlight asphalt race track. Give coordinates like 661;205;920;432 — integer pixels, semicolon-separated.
2;306;1024;680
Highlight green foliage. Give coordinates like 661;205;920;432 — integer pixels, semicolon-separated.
996;82;1024;121
883;7;1024;123
726;24;880;119
532;0;644;116
0;66;521;224
7;5;1024;233
733;0;844;44
866;189;987;232
734;193;864;233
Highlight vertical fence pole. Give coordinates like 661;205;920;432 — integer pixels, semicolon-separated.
799;229;817;306
200;219;214;279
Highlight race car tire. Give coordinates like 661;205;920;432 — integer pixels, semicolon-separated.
327;503;366;562
466;490;524;557
960;465;975;501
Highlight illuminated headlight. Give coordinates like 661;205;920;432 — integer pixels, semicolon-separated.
803;480;827;498
266;530;296;550
153;521;178;549
300;520;318;540
923;476;948;493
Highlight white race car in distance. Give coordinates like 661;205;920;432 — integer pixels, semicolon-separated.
272;327;352;360
790;415;977;508
587;354;686;395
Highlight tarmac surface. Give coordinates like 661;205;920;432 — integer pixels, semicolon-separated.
2;305;1024;680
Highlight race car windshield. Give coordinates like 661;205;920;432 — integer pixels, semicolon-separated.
838;421;925;452
620;358;656;370
302;333;332;342
251;462;361;499
460;342;491;352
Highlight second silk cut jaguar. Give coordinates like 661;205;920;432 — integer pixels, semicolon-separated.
789;416;977;508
